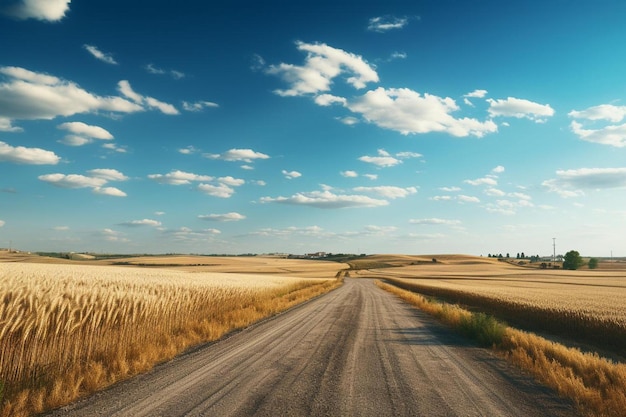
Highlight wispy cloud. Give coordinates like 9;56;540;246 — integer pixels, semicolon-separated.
57;121;114;146
117;80;179;115
358;149;401;167
83;45;118;65
144;64;185;79
353;186;417;199
367;15;410;32
282;170;302;179
182;101;219;112
409;218;461;226
148;170;213;185
119;219;162;227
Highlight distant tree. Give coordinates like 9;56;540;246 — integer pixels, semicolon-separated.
521;252;525;259
588;258;599;269
516;253;520;259
487;253;491;258
563;250;585;270
506;253;510;258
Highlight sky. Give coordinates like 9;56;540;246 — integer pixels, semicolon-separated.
2;0;626;257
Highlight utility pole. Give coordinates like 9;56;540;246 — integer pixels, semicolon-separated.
552;237;556;262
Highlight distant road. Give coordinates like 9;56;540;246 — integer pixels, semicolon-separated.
48;279;578;417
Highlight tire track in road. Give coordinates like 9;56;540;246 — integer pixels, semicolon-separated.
47;279;579;417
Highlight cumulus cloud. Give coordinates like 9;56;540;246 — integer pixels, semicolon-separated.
148;170;213;185
4;0;71;21
353;186;417;199
87;168;128;181
487;97;555;122
267;41;379;96
367;15;409;32
197;183;236;198
117;80;179;115
38;173;108;189
543;167;626;197
282;170;302;179
119;219;162;227
570;120;626;147
83;45;118;65
198;212;246;222
0;67;143;129
464;89;488;98
0;141;60;164
348;87;498;137
204;148;270;163
314;94;347;106
57;121;114;146
569;104;626;122
341;170;358;178
358;149;401;167
457;195;480;203
464;176;498;186
38;169;128;196
261;189;389;209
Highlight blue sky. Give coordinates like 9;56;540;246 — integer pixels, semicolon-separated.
2;0;626;256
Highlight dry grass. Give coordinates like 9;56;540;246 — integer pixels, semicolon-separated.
377;280;626;417
0;262;341;417
356;257;626;356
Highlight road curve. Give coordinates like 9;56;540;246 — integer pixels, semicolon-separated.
48;279;578;417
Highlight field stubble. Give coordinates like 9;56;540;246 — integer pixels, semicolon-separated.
0;260;341;417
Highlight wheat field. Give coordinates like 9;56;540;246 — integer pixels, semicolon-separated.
0;259;340;417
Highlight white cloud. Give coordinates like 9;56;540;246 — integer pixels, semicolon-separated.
492;165;505;173
119;219;161;227
409;218;461;226
314;94;347;106
0;67;143;126
205;148;270;163
83;45;118;65
487;97;555;122
182;101;219;112
267;41;379;96
464;176;498;186
396;151;423;159
117;80;179;115
148;170;213;185
341;170;358;178
359;149;401;167
464;89;488;98
217;176;245;186
339;116;359;125
439;186;461;192
87;168;128;181
570;121;626;147
39;168;127;196
0;220;4;227
4;0;71;21
569;104;626;122
0;141;60;164
431;195;453;201
0;117;22;132
198;212;246;222
38;173;107;189
261;189;389;209
367;16;409;32
178;146;198;155
389;51;407;60
282;170;302;179
197;183;236;198
364;174;378;180
457;195;480;203
93;187;127;197
348;87;498;137
484;187;506;196
353;186;417;199
543;167;626;197
58;121;113;140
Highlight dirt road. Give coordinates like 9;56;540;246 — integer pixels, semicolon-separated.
48;279;578;417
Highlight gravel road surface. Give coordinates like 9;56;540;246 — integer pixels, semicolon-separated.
48;278;578;416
